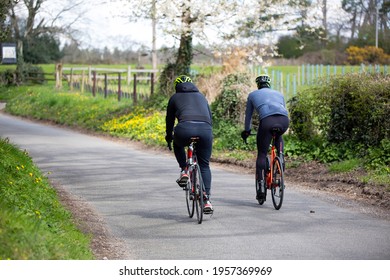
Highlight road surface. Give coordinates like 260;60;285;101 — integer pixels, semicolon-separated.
1;112;389;260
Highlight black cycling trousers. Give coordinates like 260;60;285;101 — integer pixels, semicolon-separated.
256;115;290;180
173;121;213;195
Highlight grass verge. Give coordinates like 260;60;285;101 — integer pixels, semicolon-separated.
0;137;94;260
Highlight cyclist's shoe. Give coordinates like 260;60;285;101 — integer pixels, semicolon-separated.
256;180;266;201
203;200;214;214
176;169;189;188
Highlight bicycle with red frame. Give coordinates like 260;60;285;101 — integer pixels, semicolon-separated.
244;128;285;210
168;137;209;224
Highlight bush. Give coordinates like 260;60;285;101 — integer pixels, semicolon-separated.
211;72;251;124
23;64;45;84
0;69;17;86
346;46;390;65
289;73;390;152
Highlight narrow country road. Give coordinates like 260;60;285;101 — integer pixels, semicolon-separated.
1;112;389;260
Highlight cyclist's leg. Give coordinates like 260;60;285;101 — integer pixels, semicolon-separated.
173;123;191;186
173;123;189;169
256;119;273;181
271;115;290;170
195;126;213;197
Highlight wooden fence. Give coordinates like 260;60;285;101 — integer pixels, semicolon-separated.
56;64;159;104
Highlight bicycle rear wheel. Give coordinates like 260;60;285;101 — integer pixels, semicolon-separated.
194;165;204;224
185;169;195;218
271;157;284;210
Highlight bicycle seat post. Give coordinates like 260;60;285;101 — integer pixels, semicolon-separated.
188;142;194;165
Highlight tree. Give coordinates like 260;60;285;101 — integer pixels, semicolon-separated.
0;0;14;41
23;33;63;63
5;0;86;79
342;0;388;50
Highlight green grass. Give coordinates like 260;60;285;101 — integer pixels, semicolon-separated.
329;159;362;173
0;138;94;260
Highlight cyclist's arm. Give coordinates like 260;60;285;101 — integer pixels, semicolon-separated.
244;94;254;131
165;97;175;136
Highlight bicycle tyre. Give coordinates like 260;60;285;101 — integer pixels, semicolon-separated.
185;168;195;218
194;165;204;224
271;156;284;210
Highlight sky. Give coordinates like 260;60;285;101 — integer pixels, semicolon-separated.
78;1;160;51
39;0;347;52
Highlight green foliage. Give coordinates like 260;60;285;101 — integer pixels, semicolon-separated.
23;34;64;64
0;69;17;86
212;120;253;151
290;73;390;149
277;35;304;59
287;95;315;141
158;62;176;97
329;158;362;173
211;72;250;123
5;86;133;130
0;138;94;259
364;139;390;173
23;64;46;84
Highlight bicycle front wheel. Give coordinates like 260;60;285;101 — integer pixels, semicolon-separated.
186;169;195;218
271;157;284;210
194;165;204;224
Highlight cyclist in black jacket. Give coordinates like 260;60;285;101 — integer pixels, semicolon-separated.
165;75;214;213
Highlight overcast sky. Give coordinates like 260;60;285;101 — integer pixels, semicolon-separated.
39;0;346;52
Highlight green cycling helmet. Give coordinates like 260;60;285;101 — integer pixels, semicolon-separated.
255;74;271;88
174;75;192;87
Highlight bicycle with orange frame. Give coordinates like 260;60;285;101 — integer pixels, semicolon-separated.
246;128;285;210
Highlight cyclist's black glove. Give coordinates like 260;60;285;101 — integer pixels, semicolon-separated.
241;130;251;144
165;133;173;150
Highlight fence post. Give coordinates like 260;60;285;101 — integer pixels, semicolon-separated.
297;66;300;86
92;71;96;97
293;74;297;96
70;68;74;91
127;65;131;86
55;63;62;89
151;73;154;96
81;70;85;93
104;73;108;98
133;74;137;105
118;73;122;101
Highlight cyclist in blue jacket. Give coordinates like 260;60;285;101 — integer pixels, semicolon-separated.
241;74;289;200
165;75;214;213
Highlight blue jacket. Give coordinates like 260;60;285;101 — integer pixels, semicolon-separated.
244;87;288;131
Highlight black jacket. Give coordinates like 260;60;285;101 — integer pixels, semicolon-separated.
166;82;212;136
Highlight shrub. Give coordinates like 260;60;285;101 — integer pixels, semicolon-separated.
291;74;390;151
0;69;17;86
211;72;251;124
346;46;390;65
